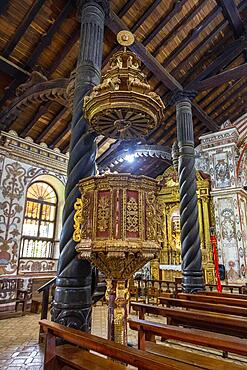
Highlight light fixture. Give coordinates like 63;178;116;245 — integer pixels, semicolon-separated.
124;153;135;163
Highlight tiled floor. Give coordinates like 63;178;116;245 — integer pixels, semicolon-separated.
0;304;122;370
0;313;43;370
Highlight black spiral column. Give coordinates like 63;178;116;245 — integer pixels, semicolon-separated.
52;0;108;331
173;91;204;292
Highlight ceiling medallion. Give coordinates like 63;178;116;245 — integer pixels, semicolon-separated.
83;31;165;140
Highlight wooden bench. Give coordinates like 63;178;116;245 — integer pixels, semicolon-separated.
40;319;204;370
205;284;246;294
130;302;247;338
177;293;247;308
128;318;247;369
198;291;247;300
158;296;247;317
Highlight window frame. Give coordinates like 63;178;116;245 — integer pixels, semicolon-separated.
21;181;58;259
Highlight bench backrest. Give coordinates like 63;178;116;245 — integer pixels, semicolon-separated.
199;291;247;300
40;319;197;370
128;317;247;356
158;297;247;317
177;293;247;307
130;302;247;337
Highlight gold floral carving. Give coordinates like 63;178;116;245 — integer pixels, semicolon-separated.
156;199;165;242
73;198;83;242
126;197;139;232
146;192;156;240
97;196;110;232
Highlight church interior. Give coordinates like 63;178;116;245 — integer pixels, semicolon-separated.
0;0;246;369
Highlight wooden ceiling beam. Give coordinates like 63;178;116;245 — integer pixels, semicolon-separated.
170;20;226;78
103;0;163;69
162;5;221;68
0;56;29;78
19;102;51;137
153;5;222;92
160;0;247;87
97;136;110;148
226;106;246;125
207;82;246;118
189;63;247;91
152;0;206;58
0;1;73;109
117;0;136;18
142;0;187;47
197;77;244;113
51;125;71;148
2;0;46;58
106;12;182;91
131;0;162;33
26;2;73;70
217;93;247;124
186;36;247;88
191;103;219;131
97;141;122;166
47;28;80;77
36;106;68;143
155;79;246;145
217;0;245;38
0;1;10;16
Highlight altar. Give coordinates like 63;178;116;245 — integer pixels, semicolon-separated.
151;167;216;284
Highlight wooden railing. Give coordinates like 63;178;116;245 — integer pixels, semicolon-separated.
38;277;56;342
131;278;247;296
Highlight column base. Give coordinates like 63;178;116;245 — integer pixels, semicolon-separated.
52;276;92;331
182;271;205;293
51;304;92;332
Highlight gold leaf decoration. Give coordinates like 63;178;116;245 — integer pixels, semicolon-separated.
73;198;83;242
97;196;110;232
126;197;138;232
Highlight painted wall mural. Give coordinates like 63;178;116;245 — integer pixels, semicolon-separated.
0;130;67;277
199;126;247;282
0;158;59;275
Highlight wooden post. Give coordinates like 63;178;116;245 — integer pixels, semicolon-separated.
173;90;204;293
52;0;109;330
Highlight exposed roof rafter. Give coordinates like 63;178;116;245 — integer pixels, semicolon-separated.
217;0;245;38
2;0;46;58
189;62;247;91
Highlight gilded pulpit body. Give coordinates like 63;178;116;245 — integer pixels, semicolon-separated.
73;173;163;344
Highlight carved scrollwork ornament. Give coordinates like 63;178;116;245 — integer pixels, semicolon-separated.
73;198;83;242
76;0;110;18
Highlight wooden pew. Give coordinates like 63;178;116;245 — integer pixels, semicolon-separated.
205;284;246;294
199;291;247;300
130;302;247;338
158;296;247;317
128;318;247;370
40;319;204;370
177;293;247;308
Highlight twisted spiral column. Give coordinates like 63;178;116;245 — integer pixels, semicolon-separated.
174;91;204;292
52;0;108;331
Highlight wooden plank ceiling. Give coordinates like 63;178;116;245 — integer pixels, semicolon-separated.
0;0;246;177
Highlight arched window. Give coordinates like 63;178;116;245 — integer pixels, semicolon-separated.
21;181;57;258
